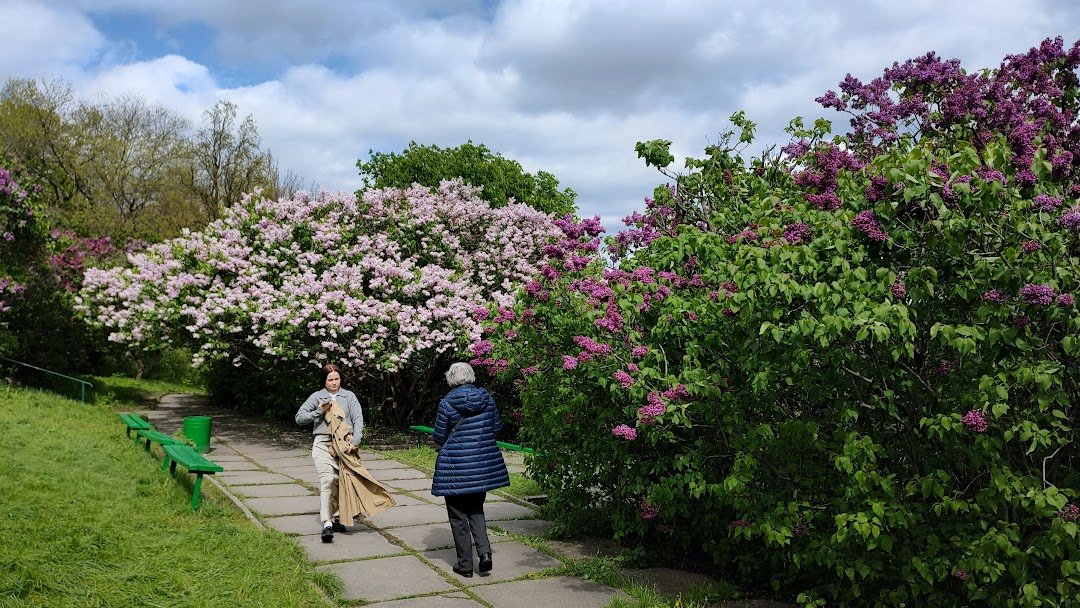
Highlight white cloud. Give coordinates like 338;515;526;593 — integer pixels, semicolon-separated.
0;1;105;79
3;0;1080;235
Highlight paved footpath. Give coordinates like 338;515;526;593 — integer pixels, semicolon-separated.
147;394;634;608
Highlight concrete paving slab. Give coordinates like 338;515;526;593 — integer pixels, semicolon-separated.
229;444;307;457
362;459;411;470
218;460;261;471
251;456;312;469
385;523;515;552
318;555;454;602
386;478;434;491
371;592;482;608
377;468;429;481
387;494;426;507
383;523;454;551
264;514;326;535
204;448;243;460
270;465;314;477
245;495;319;516
287;470;322;485
545;538;623;561
425;540;563;584
484;502;536;521
507;465;527;474
217;470;295;485
298;528;405;562
231;483;314;498
470;575;628;608
489;519;552;538
359;451;385;460
403;489;441;504
365;504;449;528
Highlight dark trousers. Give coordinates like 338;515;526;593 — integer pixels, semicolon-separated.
445;492;491;570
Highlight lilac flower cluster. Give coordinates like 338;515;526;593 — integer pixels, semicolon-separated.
1058;294;1076;307
611;424;637;441
1022;240;1042;253
612;370;635;389
1033;194;1063;212
1020;283;1056;305
1057;504;1080;521
891;278;906;299
961;410;989;432
792;143;864;211
783;222;812;244
982;289;1009;303
639;500;660;520
852;210;889;241
1059;209;1080;231
814;36;1080;188
638;393;666;425
729;519;750;529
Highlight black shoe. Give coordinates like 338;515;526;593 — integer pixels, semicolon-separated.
452;566;473;578
321;526;334;543
331;518;348;533
478;553;492;573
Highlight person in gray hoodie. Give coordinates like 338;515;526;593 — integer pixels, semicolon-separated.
296;363;364;542
431;362;510;577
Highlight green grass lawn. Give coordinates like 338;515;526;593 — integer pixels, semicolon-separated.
89;374;206;406
0;384;331;608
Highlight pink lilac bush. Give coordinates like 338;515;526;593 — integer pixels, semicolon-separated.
78;180;561;372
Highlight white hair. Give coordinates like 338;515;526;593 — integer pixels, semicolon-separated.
445;362;476;387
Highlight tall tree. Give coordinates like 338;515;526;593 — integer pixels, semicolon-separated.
184;100;274;221
72;95;191;237
357;141;577;216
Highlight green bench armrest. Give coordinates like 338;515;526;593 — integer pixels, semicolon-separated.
407;425;535;455
162;444;223;510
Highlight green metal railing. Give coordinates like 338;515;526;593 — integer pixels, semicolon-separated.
0;356;93;402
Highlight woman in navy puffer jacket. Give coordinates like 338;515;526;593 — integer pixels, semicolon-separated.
431;362;509;578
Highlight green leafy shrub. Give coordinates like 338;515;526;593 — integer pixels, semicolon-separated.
478;38;1080;607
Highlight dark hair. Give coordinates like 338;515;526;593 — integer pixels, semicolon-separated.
320;363;344;386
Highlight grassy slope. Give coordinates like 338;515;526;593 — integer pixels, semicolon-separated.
0;384;329;608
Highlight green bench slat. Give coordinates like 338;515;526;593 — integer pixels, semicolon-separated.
408;424;535;455
162;444;223;510
136;428;182;452
118;412;153;437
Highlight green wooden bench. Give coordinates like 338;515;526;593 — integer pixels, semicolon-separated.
136;428;182;453
408;424;536;455
162;443;223;510
118;412;153;438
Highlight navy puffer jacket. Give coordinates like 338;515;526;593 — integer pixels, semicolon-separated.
431;384;509;496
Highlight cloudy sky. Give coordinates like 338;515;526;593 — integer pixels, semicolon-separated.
2;1;1078;231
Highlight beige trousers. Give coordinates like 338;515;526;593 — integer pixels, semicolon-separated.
311;436;339;523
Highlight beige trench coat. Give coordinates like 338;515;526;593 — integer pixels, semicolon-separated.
326;402;396;525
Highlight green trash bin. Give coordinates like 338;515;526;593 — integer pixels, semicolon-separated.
183;416;212;453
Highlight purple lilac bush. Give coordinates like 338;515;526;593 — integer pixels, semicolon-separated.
478;38;1079;607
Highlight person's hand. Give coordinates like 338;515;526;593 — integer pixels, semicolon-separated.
344;444;358;455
